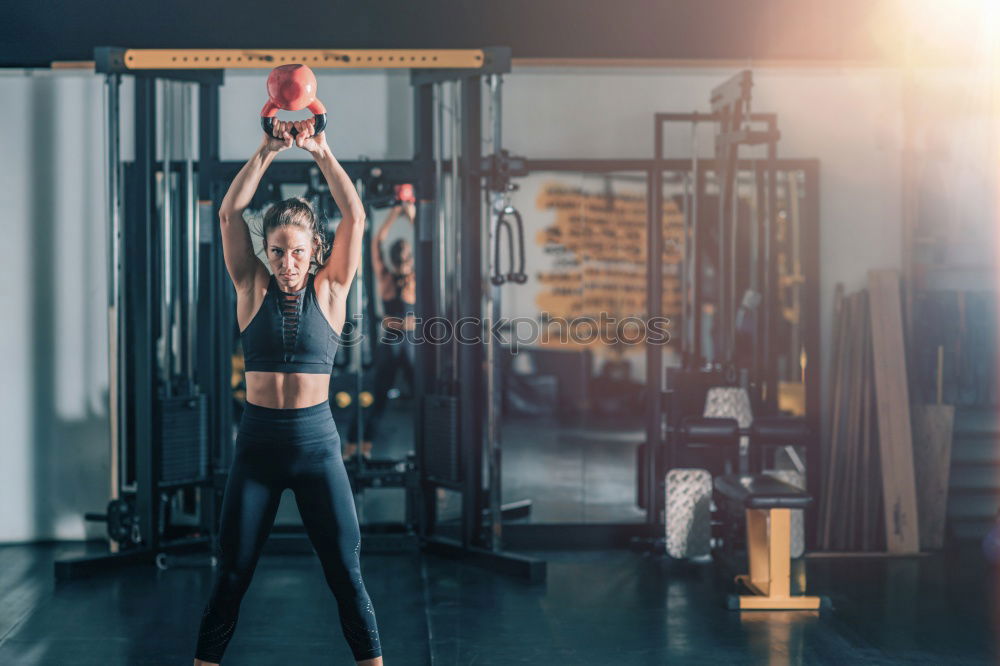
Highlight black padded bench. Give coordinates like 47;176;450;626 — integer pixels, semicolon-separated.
714;474;821;610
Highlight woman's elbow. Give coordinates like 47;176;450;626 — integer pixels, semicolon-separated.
344;206;366;226
219;207;239;225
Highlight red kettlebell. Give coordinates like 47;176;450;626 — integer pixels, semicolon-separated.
394;183;416;204
260;64;328;139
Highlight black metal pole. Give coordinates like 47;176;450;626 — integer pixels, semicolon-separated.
645;117;665;525
459;76;484;548
693;159;704;366
133;76;157;550
196;81;228;542
413;80;437;537
753;160;766;389
198;83;228;465
715;111;728;369
763;118;778;412
803;162;822;548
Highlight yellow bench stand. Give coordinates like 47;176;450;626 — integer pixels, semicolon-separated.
715;475;826;611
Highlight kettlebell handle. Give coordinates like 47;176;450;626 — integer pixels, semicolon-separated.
260;99;328;139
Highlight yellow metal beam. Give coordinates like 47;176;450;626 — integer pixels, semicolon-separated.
119;49;485;70
51;61;95;70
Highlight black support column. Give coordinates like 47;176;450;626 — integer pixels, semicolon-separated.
458;76;485;549
646;126;665;525
763;122;779;412
131;77;158;549
196;81;231;540
413;80;438;537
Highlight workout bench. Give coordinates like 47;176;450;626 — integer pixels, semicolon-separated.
715;475;824;610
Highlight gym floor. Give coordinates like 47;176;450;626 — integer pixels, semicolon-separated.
1;402;996;665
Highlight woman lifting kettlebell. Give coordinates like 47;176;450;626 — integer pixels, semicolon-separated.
192;64;383;666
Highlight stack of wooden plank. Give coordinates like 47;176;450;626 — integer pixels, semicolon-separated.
817;271;921;554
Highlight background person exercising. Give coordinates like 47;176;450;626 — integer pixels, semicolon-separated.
193;118;383;665
344;200;416;460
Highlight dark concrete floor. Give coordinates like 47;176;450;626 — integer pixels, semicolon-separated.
2;401;998;664
352;401;648;526
1;541;997;664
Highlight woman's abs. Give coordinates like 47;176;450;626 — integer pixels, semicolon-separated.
245;371;331;408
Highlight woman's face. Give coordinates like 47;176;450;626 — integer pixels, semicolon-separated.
266;226;314;290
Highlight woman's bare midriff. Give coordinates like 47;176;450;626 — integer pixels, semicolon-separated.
245;371;331;409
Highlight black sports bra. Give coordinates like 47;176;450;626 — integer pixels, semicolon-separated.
240;273;341;374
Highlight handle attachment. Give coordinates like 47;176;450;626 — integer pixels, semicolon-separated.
260;98;328;138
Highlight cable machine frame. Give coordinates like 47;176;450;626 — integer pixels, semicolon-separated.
55;46;549;582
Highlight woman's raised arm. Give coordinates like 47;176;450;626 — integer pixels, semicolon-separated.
371;205;402;282
298;125;366;298
218;125;294;290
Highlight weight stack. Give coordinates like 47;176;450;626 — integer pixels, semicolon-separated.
422;394;461;483
157;394;208;485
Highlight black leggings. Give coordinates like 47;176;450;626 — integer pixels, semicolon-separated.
195;400;381;663
347;331;415;443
